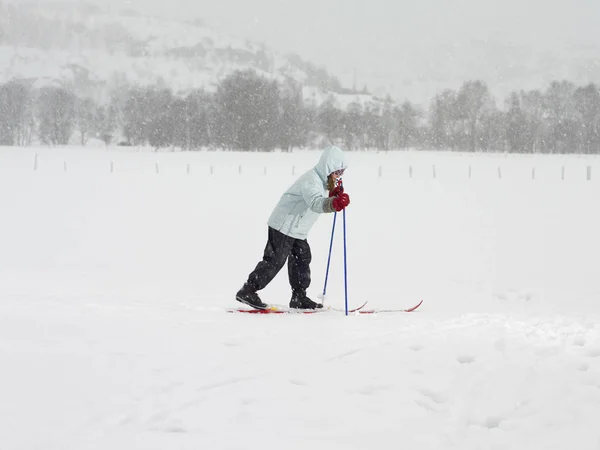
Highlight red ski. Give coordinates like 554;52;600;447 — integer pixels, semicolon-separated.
227;301;368;315
355;299;424;314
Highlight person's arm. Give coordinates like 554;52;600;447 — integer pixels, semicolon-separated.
300;178;335;213
300;178;350;213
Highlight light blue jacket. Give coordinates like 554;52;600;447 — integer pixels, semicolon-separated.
268;146;348;239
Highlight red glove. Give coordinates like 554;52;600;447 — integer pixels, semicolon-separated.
329;185;344;197
332;193;350;212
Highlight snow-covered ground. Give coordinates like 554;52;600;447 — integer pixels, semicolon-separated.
1;146;599;450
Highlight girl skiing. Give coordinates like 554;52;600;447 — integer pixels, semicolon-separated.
236;146;350;310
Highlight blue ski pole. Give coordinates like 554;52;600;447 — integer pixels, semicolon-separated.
321;178;343;304
343;207;348;315
321;211;337;301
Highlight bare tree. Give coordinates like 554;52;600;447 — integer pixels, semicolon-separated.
74;97;97;145
429;89;459;150
543;81;577;153
0;81;35;146
393;101;421;150
573;83;600;154
37;86;76;145
214;69;281;150
456;80;495;152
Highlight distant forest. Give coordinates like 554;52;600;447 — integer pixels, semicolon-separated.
1;69;599;154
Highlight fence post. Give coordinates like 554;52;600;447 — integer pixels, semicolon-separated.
562;166;565;181
532;167;535;180
34;153;38;171
468;165;471;180
498;167;502;180
587;166;592;181
156;162;159;174
432;165;436;179
110;161;114;173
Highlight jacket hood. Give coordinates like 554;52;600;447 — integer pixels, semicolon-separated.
314;146;348;183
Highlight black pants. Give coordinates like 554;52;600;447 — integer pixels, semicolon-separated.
246;227;312;294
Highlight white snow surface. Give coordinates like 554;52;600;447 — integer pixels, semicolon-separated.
1;147;600;450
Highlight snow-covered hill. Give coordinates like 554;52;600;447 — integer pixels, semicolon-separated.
3;1;599;110
0;1;342;101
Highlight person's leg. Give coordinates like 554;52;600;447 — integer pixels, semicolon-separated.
288;237;312;295
248;227;294;290
288;238;322;309
236;228;294;308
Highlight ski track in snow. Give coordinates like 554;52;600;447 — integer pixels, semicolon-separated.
1;148;600;449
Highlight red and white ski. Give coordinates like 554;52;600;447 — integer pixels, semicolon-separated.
226;300;425;315
355;299;424;314
227;300;369;315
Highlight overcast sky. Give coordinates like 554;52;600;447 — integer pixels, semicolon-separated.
29;0;600;98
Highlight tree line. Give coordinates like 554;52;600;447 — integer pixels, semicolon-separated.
1;69;599;154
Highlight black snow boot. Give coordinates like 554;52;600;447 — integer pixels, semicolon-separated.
289;290;323;310
236;284;268;310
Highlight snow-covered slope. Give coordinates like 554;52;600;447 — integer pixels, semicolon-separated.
1;147;600;449
0;2;333;97
2;1;600;108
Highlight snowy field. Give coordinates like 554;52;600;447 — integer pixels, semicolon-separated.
1;146;600;450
